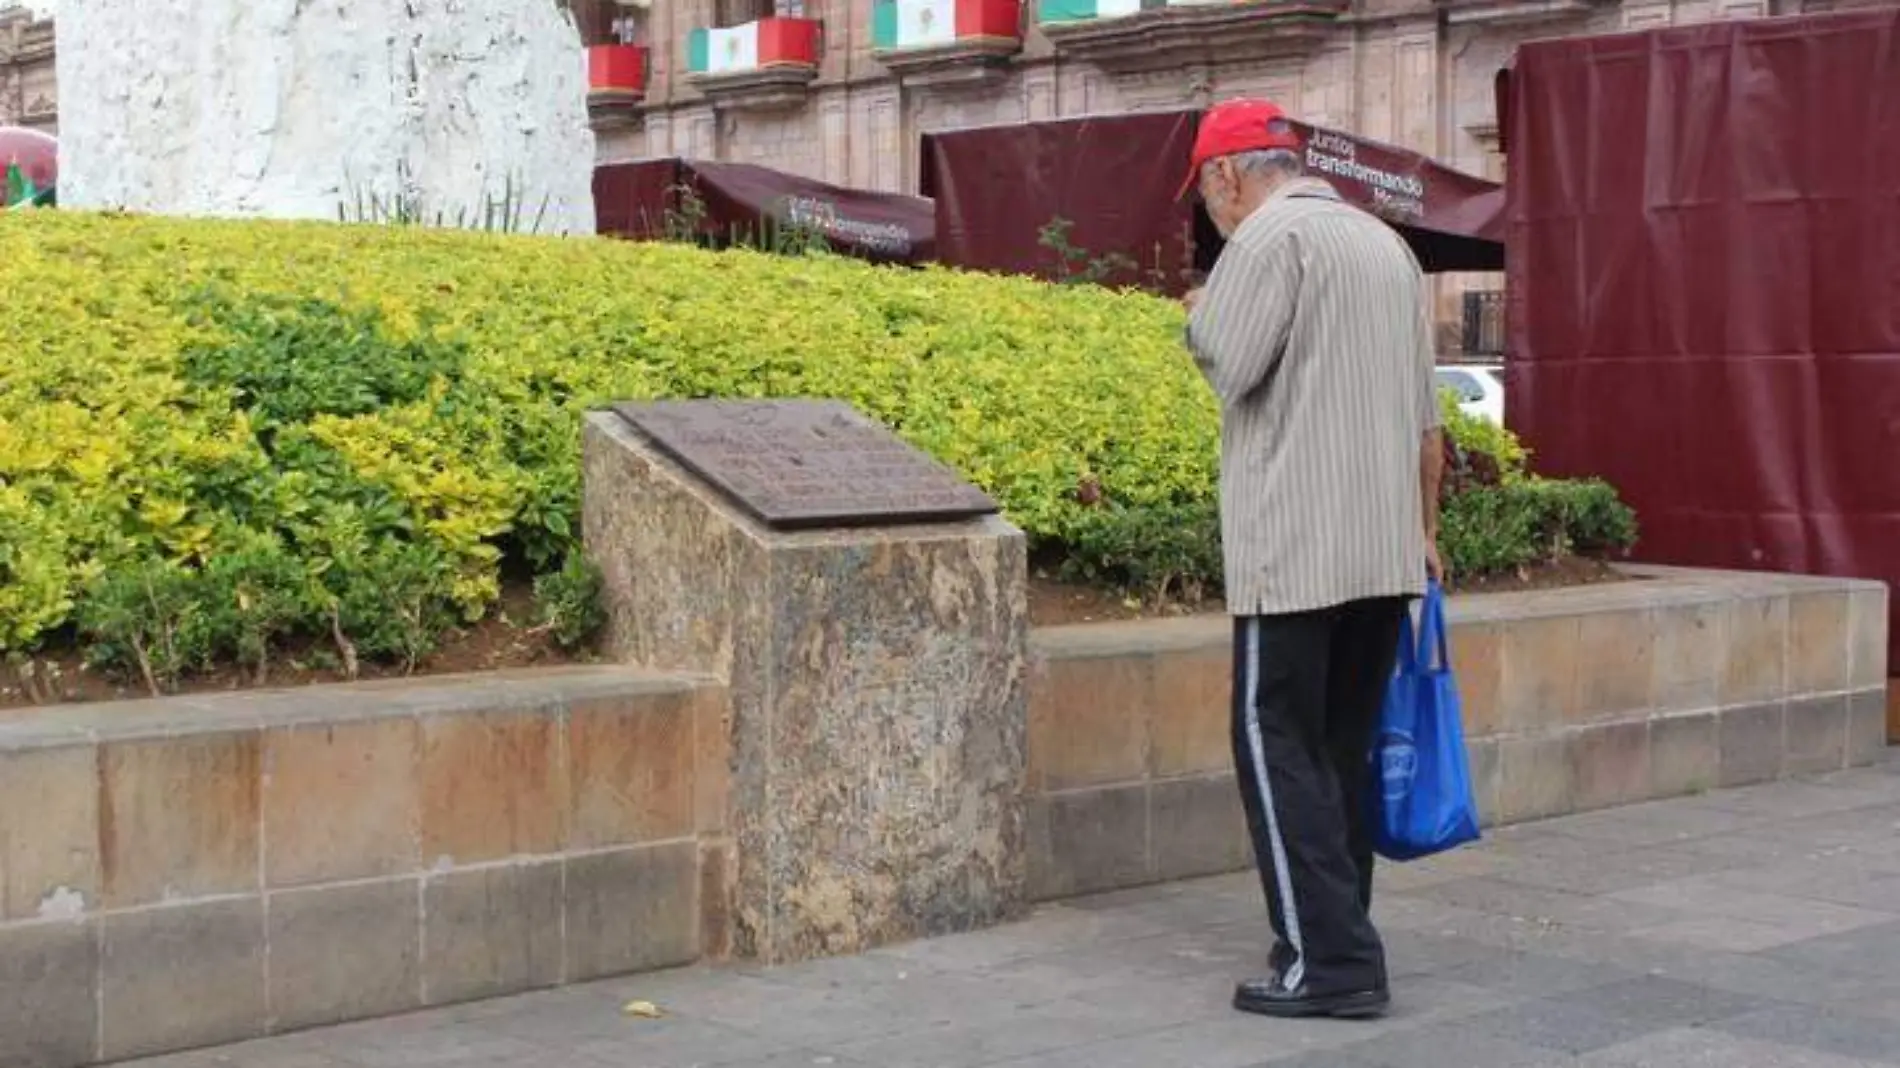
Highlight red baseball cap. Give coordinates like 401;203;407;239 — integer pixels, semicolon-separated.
1177;99;1304;200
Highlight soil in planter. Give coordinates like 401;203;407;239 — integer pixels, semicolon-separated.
0;583;580;713
1027;555;1629;627
3;557;1629;711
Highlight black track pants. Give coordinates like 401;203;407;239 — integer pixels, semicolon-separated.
1231;598;1409;995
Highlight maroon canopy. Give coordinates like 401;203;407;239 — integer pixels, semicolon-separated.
1291;121;1503;272
920;110;1504;292
594;158;935;265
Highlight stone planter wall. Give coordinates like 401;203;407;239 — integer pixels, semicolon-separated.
0;566;1887;1066
0;668;730;1066
1024;567;1891;901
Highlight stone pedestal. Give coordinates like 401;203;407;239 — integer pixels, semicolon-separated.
581;409;1028;965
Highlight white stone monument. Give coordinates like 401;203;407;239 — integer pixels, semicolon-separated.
54;0;597;235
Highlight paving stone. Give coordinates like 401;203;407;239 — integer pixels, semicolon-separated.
566;1016;801;1066
1612;880;1890;939
824;997;1173;1068
1441;950;1642;999
1699;859;1900;913
1237;1053;1384;1068
1341;1020;1583;1068
1630;914;1829;953
1765;918;1900;981
1460;996;1672;1056
984;1014;1372;1068
1378;929;1515;979
1581;1027;1885;1068
1406;877;1687;934
1701;778;1895;820
1600;942;1883;1014
1713;1005;1900;1065
1559;974;1765;1029
1485;842;1747;896
319;1028;543;1068
1538;798;1759;847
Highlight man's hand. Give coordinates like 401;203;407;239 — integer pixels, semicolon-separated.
1183;287;1204;312
1424;538;1444;585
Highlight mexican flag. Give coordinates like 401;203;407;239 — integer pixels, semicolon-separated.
688;23;760;75
872;0;958;50
1040;0;1222;21
1039;0;1152;21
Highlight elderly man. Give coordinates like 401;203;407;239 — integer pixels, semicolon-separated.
1181;99;1444;1020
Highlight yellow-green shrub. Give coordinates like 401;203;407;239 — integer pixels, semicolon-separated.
0;212;1635;678
0;211;1216;669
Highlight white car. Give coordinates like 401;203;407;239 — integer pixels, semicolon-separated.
1435;364;1504;425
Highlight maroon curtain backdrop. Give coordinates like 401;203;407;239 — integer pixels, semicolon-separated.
1504;11;1900;669
920;110;1504;291
921;110;1205;294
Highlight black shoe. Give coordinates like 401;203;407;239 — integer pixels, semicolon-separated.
1233;975;1390;1020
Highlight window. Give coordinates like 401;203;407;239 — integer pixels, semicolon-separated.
574;0;645;46
717;0;806;23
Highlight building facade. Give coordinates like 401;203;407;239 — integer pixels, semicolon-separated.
9;1;1889;188
581;0;1884;193
0;6;54;132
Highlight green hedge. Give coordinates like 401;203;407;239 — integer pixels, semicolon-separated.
0;211;1632;687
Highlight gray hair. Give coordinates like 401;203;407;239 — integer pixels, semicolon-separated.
1231;148;1303;178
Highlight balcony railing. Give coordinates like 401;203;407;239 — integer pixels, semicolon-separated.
1038;0;1237;25
684;16;824;110
686;17;823;78
871;0;1023;86
1035;0;1347;71
587;44;649;105
872;0;1022;52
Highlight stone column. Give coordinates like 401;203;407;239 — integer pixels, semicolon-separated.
581;407;1029;965
55;0;596;234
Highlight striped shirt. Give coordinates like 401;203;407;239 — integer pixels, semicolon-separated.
1186;176;1441;616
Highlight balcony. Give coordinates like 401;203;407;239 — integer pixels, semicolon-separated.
871;0;1024;90
685;17;824;112
1436;0;1609;28
1037;0;1347;73
587;44;649;128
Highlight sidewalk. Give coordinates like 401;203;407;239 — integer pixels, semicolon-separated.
131;761;1900;1068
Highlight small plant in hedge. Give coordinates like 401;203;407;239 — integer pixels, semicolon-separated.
1060;501;1222;605
532;554;607;652
1039;216;1136;286
78;560;207;696
198;534;308;684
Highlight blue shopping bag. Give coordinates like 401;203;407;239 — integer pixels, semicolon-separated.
1370;580;1482;861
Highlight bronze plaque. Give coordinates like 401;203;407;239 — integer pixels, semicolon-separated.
612;399;1000;531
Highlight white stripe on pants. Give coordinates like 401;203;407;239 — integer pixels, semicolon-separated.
1243;616;1306;989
